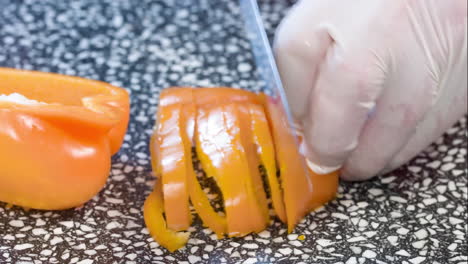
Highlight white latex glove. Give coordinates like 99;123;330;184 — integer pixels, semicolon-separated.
274;0;467;181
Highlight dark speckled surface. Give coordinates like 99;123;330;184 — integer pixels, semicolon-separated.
0;0;466;263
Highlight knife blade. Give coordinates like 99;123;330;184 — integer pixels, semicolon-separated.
239;0;301;146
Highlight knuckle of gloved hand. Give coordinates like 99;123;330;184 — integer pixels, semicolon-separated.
341;160;379;182
327;47;382;91
307;135;353;166
274;28;311;61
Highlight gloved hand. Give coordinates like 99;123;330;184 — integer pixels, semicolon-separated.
273;0;467;181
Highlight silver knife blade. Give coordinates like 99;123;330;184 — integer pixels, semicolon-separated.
239;0;301;144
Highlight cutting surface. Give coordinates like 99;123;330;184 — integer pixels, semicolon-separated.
0;0;466;263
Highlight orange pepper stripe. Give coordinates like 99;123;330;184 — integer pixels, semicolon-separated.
157;104;192;231
260;94;314;232
237;104;270;227
248;103;287;223
195;104;266;237
182;104;227;237
143;181;190;253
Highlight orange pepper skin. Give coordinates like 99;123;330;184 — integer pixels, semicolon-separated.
161;87;260;107
194;87;261;106
182;104;227;237
154;88;227;236
308;169;339;210
196;104;267;237
143;181;190;253
237;104;270;225
0;68;129;210
156;104;192;231
159;87;194;107
248;104;287;223
260;94;314;233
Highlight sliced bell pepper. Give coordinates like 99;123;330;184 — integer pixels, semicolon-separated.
146;87;339;252
260;94;314;232
248;103;287;223
196;104;267;237
156;103;192;231
285;118;340;211
0;68;129;210
308;169;339;210
182;104;227;238
143;181;190;253
153;88;227;236
237;104;270;225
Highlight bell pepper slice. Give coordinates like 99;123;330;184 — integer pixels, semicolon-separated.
195;104;267;237
0;68;129;210
156;103;192;231
152;91;227;237
260;94;313;232
237;104;270;225
182;104;227;238
143;181;190;253
291;124;340;210
248;103;287;223
181;101;229;236
150;131;161;176
308;169;339;210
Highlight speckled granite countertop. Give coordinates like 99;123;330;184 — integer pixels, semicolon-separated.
0;0;466;263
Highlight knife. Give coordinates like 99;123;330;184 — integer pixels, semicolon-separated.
239;0;301;146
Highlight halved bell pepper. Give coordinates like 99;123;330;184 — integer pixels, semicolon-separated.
0;67;129;210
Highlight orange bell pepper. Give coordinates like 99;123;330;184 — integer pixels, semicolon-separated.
145;87;339;252
0;68;129;210
143;181;190;253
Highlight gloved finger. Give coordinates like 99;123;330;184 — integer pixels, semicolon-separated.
302;40;387;173
341;49;437;181
274;0;333;122
385;55;468;171
342;6;468;180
